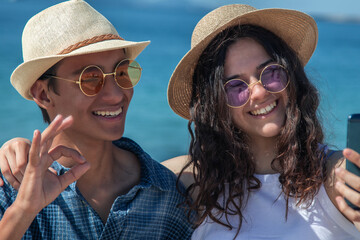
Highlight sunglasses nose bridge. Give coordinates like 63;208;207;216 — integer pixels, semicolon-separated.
102;72;118;86
247;79;262;90
103;72;116;79
247;78;269;101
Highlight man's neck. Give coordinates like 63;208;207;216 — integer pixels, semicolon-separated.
52;134;141;223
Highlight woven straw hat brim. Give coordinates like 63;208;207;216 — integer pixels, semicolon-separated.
10;0;151;100
167;6;318;120
11;39;150;100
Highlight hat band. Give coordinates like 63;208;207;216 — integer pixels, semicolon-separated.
58;34;124;54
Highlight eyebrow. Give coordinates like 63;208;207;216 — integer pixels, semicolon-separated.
72;68;85;76
68;55;129;77
225;59;274;81
70;62;115;76
257;59;274;70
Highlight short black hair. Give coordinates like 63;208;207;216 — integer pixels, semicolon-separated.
37;65;60;124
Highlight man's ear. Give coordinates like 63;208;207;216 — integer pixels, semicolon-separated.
30;80;53;109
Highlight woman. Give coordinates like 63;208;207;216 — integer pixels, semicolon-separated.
165;4;360;239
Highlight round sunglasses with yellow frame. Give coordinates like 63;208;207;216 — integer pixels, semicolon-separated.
45;59;142;96
224;64;289;108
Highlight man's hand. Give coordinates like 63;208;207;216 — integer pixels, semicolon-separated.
0;115;90;239
0;115;82;189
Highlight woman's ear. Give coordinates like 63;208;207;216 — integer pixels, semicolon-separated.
30;80;53;109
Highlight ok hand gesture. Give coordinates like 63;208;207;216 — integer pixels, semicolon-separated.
0;115;90;239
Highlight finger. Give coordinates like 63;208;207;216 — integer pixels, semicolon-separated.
5;150;23;183
58;162;90;191
39;116;74;156
335;167;360;191
0;144;16;177
39;115;63;144
0;154;21;190
40;136;53;157
48;167;57;175
335;196;360;222
6;142;28;184
54;115;73;134
343;148;360;168
28;130;42;167
48;146;86;164
41;115;73;145
38;114;64;149
335;181;360;209
13;140;30;177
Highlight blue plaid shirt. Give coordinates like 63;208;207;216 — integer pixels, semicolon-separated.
0;137;195;239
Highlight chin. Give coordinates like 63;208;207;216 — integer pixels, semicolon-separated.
261;124;283;137
101;129;125;141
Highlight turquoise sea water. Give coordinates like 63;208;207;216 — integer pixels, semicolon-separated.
0;0;359;162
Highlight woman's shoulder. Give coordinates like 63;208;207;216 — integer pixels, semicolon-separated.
162;155;190;174
161;155;195;190
326;149;345;172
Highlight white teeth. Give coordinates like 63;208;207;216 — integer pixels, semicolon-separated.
250;101;277;116
94;107;123;117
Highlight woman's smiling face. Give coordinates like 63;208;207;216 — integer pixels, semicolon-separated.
224;37;288;140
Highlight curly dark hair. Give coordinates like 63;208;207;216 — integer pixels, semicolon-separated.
178;24;326;237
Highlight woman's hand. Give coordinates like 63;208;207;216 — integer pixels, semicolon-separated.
335;148;360;230
0;138;30;189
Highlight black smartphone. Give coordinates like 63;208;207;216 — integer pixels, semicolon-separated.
345;113;360;210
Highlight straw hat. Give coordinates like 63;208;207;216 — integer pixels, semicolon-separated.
11;0;150;100
167;4;318;120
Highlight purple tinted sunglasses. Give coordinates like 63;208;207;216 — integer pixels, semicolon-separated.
224;64;289;108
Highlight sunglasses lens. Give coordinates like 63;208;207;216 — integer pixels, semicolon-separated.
261;65;288;93
115;59;141;89
80;66;104;96
224;79;250;107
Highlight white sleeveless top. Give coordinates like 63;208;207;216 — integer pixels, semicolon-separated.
192;174;360;239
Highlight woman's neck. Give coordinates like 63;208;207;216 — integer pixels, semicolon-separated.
249;136;279;174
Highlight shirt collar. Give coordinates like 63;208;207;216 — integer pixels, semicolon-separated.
112;137;172;191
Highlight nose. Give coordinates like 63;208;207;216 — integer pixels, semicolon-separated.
99;74;126;101
249;77;268;102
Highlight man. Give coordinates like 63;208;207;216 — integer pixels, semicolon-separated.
0;0;194;239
